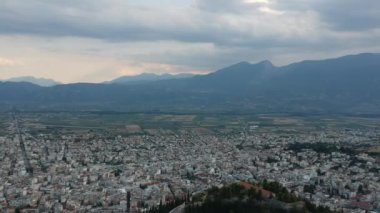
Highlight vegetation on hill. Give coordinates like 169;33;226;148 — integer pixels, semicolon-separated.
147;181;335;213
147;198;186;213
185;181;334;213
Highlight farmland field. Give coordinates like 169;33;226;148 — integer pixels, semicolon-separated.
3;111;380;137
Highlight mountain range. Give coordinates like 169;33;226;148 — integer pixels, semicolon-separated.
1;53;379;114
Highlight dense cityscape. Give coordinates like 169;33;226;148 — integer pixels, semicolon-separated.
0;113;379;212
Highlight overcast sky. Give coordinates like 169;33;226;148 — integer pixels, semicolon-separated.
0;0;379;83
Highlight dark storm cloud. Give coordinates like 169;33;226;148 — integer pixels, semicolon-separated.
0;1;151;40
0;0;289;48
1;0;379;45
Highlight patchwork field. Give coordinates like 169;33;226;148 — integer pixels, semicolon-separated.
2;111;380;137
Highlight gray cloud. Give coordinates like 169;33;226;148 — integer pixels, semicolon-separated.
0;0;335;43
314;0;380;31
271;0;380;31
0;0;379;82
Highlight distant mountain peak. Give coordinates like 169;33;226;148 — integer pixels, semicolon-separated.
259;60;276;72
4;76;60;87
226;60;275;70
236;61;251;65
107;72;194;84
258;60;274;67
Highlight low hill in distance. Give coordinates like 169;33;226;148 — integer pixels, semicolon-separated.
2;76;61;87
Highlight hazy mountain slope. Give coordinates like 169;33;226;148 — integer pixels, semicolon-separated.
185;60;276;93
108;73;194;84
4;76;61;87
262;53;380;112
0;82;42;100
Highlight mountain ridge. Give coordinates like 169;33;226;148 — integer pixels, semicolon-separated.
1;53;379;114
107;73;194;84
